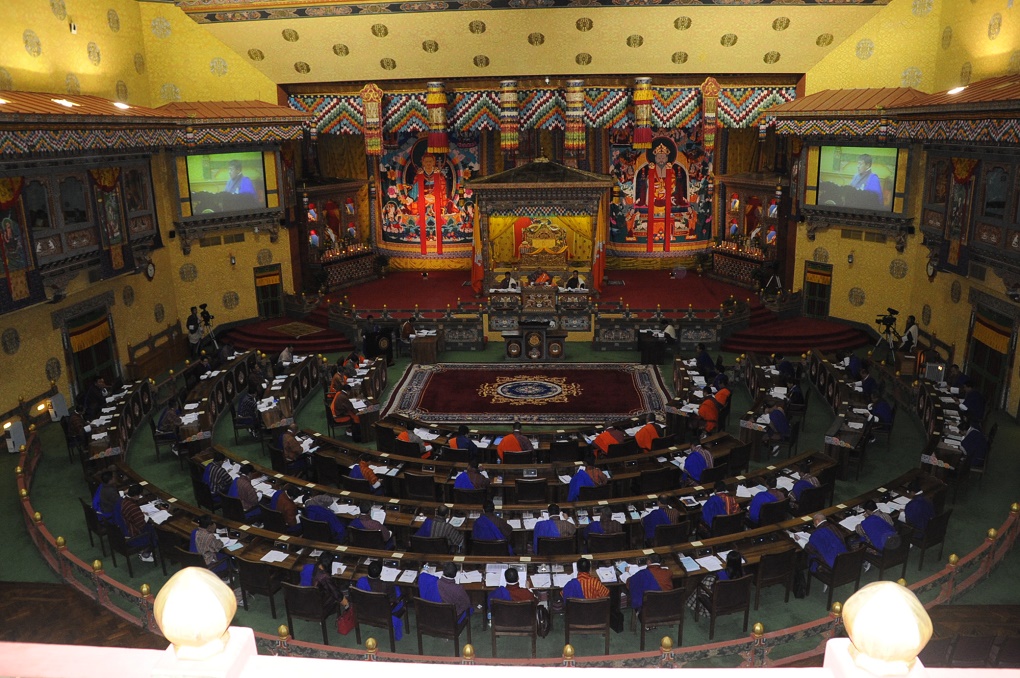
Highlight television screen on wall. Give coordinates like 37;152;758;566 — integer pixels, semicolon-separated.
185;151;267;214
810;146;902;212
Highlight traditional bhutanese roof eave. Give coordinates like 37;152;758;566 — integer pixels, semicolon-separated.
0;92;310;159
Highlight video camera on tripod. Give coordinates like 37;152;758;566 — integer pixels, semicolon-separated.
876;307;899;330
199;303;215;327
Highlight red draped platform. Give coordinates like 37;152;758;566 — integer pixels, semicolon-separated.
383;363;671;425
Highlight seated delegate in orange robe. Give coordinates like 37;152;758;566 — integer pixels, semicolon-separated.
496;425;533;462
591;426;626;457
634;418;661;452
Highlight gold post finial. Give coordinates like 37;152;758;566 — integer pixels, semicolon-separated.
140;584;151;596
55;536;65;548
948;554;959;566
28;423;36;432
277;625;290;639
563;644;575;660
33;511;41;522
19;488;28;499
831;601;843;617
752;622;764;637
365;637;377;653
987;528;998;540
1011;502;1020;514
897;578;907;587
92;559;103;572
660;636;673;652
14;466;22;475
462;644;475;660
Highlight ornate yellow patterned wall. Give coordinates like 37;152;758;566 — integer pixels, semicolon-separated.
806;0;942;94
0;0;151;105
137;3;278;106
934;0;1020;91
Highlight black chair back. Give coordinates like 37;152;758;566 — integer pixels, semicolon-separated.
537;535;576;556
639;467;676;494
394;438;425;456
650;434;678;451
549;439;582;462
711;510;746;538
588;531;627;554
726;443;752;475
698;462;731;486
219;493;246;522
261;505;289;533
515;478;549;504
79;497;109;556
301;516;334;543
471;539;511;556
340;475;373;494
503;449;535;465
267;445;287;474
190;475;219;513
350;586;401;652
348;526;386;550
374;422;397;453
578;484;612;501
413;596;471;657
606;438;638;458
654;521;691;547
236;556;282;618
453;487;487;504
411;534;450;554
173;545;208;570
312;452;340;486
757;497;790;526
754;548;796;609
796;485;829;516
403;472;437;501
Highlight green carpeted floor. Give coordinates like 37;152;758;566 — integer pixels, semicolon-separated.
4;342;1019;662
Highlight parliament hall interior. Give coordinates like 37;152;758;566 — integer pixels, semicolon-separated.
3;0;1020;675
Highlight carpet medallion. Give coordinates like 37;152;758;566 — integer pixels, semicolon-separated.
383;363;670;425
269;321;326;339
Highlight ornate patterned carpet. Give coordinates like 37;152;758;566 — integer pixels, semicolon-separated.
382;362;671;425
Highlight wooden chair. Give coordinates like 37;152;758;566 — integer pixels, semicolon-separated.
502;449;534;465
726;443;752;475
403;472;438;501
605;438;638;458
219;493;247;523
578;484;612;501
917;634;955;667
78;498;109;557
515;478;548;504
490;598;537;658
863;527;911;580
348;527;387;550
312;451;340;487
795;485;829;517
148;417;177;464
236;556;283;618
548;439;582;462
340;475;374;494
588;531;627;554
281;582;332;645
650;434;678;451
694;574;753;640
61;417;85;464
350;586;407;652
564;597;611;654
393;438;425;457
154;526;186;577
471;539;512;556
229;397;264;451
777;425;801;458
301;516;333;543
411;534;450;555
260;505;290;534
638;467;675;494
173;545;209;572
414;597;472;657
807;548;866;610
756;498;790;527
911;509;952;570
711;510;746;538
754;548;796;609
106;525;153;578
537;535;576;556
637;587;686;650
453;487;487;504
971;422;997;481
654;521;691;547
190;473;220;513
698;462;730;486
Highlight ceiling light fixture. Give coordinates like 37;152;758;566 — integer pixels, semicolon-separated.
113;102;131;110
947;86;966;95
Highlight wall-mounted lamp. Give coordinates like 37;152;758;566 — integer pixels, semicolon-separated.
847;250;855;266
69;18;77;34
229;253;236;266
544;76;550;85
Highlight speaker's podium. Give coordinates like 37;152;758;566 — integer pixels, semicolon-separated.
502;320;568;361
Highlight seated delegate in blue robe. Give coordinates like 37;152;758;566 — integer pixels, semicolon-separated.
806;517;847;572
532;517;561;554
304;504;346;543
473;513;513;554
961;427;989;468
567;466;599;502
747;488;783;525
857;512;898;551
226;477;262;522
960;386;985;426
847;354;862;380
418;569;471;624
904;494;935;539
626;566;666;611
869;398;894;425
189;528;230;576
641;507;677;542
701;487;739;529
682;446;713;484
695;345;715;377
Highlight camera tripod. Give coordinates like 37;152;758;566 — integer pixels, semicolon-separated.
874;323;900;361
202;322;219;350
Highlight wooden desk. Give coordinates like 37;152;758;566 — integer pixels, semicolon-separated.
410;335;439;365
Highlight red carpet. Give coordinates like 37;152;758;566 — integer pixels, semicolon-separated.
384;363;670;425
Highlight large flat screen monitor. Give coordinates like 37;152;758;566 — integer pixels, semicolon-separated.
185;151;267;214
811;146;901;212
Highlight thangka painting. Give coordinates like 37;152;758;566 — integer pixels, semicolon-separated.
609;128;713;255
379;136;478;257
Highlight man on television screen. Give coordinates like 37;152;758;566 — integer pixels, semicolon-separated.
224;160;256;197
847;154;883;208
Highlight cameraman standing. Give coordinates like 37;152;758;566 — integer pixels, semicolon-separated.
900;314;919;354
187;306;201;356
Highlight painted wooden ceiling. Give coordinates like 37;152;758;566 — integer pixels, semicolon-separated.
174;0;889;88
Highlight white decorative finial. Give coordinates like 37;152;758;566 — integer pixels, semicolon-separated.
153;567;237;660
843;581;932;675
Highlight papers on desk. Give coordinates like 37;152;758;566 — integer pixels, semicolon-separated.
181;413;201;425
253;480;275;496
596;566;618;584
776;476;795;492
257;398;276;412
522;517;539;531
221;538;240;550
335;503;360;517
680;496;700;509
558;474;573;485
101;406;116;414
680;403;699;414
456;570;482;584
370;508;387;524
506;519;523;529
351;399;368;410
838;514;866;531
611;512;628;523
771;387;788;396
300;438;317;453
148;509;173;524
91;432;108;441
93;416;113;426
398;570;418;584
695;554;724;572
260;550;290;563
735;484;766;499
692;390;705;400
691;376;707;387
852;408;869;415
788;531;811;549
380;566;402;582
530;573;552;588
684;359;697;367
448;516;466;528
184;403;200;411
552;573;573;588
369;464;398;477
331;562;347;576
756;414;771;425
624;425;642;437
679;556;700;573
414;428;441;441
847;422;865;430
